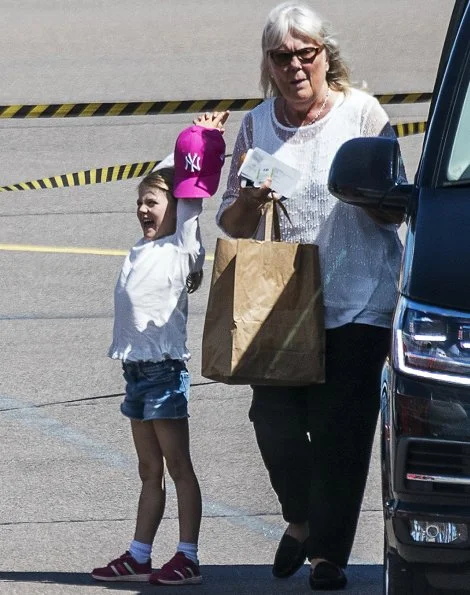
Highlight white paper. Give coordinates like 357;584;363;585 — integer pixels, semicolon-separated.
237;147;300;198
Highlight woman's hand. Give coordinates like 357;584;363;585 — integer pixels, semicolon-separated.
238;151;276;208
218;178;275;238
239;179;274;209
193;111;230;134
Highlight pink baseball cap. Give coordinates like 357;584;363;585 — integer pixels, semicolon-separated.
173;125;226;198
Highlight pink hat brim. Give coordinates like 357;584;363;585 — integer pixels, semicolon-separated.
173;171;222;199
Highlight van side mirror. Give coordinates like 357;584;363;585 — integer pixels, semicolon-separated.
328;137;411;211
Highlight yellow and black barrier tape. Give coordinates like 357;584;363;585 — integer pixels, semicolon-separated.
0;160;160;193
0;93;432;119
377;92;432;105
0;121;426;193
393;120;426;137
0;99;261;119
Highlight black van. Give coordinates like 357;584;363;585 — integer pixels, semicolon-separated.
328;1;470;593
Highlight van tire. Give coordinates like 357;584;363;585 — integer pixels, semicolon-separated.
384;538;433;594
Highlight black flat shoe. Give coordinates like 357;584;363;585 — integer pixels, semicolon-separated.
309;561;347;590
272;532;307;578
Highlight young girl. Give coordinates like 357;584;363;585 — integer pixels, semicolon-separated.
92;111;228;586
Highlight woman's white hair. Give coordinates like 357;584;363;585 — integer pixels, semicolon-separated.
260;2;351;97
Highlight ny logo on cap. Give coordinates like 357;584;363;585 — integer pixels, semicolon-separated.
185;153;201;173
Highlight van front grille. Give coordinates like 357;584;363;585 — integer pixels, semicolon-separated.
405;439;470;495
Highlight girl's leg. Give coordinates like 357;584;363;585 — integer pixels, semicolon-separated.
147;419;203;586
153;418;201;545
91;419;164;582
131;419;166;544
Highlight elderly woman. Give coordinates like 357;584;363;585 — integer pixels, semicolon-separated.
216;1;403;591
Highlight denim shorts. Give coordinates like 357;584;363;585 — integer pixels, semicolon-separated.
121;359;190;421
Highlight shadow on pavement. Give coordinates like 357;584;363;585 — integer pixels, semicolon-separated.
0;564;382;593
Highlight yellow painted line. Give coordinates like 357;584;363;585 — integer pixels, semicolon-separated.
0;244;128;256
0;243;215;260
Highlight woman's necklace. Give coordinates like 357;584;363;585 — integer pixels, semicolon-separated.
282;88;331;127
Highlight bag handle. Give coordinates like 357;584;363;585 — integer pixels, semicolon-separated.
263;196;291;242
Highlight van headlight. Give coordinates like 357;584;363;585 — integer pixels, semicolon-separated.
394;298;470;385
409;520;468;544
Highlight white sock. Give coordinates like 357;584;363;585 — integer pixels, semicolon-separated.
129;540;152;563
177;541;199;565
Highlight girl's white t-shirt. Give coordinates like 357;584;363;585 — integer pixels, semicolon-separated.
108;199;203;363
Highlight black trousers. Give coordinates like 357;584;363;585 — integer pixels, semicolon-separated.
249;323;390;568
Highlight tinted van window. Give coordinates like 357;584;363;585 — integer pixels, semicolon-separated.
447;57;470;182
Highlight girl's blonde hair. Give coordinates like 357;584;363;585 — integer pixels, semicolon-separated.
260;2;351;97
138;167;175;197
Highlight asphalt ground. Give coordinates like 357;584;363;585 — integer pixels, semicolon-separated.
0;1;455;593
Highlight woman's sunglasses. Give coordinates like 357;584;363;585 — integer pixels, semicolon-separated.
269;46;323;67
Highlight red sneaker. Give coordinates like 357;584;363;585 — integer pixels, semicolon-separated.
91;551;151;582
149;551;202;585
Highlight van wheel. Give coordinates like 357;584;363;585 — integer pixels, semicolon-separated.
384;546;413;594
384;541;433;594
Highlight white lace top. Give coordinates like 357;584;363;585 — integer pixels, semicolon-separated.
216;88;403;329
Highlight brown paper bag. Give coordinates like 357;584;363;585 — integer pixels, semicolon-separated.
201;202;325;385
